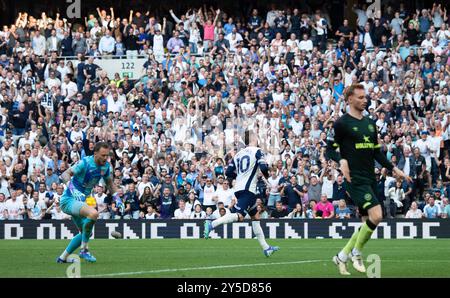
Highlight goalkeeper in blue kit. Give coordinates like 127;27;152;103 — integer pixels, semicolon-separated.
56;142;119;263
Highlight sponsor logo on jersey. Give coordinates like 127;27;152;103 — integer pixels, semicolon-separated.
355;135;375;149
355;143;376;149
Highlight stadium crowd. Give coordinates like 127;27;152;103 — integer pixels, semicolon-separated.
0;2;450;221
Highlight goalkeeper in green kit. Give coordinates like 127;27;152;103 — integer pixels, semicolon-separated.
326;84;412;275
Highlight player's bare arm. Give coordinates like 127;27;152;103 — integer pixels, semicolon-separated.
392;167;413;183
104;176;119;195
60;168;74;184
339;159;351;182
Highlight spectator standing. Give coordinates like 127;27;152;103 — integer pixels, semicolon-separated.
72;33;87;56
212;179;234;208
335;19;353;43
390;12;404;36
307;175;322;202
153;27;165;62
281;175;303;212
386;180;405;218
94;185;110;219
332;175;347;205
60;30;74;57
167;31;185;54
46;29;61;54
267;169;282;210
159;187;175;219
98;30;116;57
124;27;139;58
320;166;335;201
123;183;140;219
45;167;59;190
248;9;263;39
199;8;220;51
313;13;327;51
111;189;126;219
31;30;46;56
352;4;368;32
201;177;217;211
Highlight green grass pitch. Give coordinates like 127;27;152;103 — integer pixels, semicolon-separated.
1;239;449;278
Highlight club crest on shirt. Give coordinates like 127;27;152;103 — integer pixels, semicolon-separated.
368;124;375;132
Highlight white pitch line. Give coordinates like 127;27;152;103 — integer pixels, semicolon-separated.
87;246;450;250
382;260;450;263
83;259;326;278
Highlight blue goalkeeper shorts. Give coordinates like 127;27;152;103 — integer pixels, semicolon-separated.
60;191;86;218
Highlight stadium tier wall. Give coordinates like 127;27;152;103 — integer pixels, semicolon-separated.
1;219;449;240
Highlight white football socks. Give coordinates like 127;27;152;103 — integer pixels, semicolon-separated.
252;221;270;250
338;250;349;262
211;215;270;251
211;213;239;229
352;248;362;256
59;250;69;261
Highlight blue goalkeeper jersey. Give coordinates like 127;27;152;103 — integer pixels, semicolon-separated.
65;156;111;201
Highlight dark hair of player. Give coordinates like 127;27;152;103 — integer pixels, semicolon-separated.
244;130;251;146
94;142;110;152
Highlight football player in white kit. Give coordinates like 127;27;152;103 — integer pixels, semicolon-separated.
204;133;280;257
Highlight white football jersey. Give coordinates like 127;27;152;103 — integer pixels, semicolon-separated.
228;146;267;194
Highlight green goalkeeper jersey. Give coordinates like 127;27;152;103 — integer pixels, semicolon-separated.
326;113;394;185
